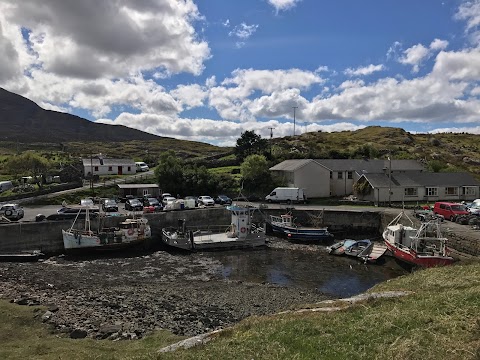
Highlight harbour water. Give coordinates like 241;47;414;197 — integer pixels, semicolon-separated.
207;243;406;298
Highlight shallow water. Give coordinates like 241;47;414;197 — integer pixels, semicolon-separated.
206;245;406;298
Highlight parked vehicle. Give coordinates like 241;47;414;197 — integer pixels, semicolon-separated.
143;197;162;212
265;187;306;204
0;180;14;193
198;195;215;206
125;198;143;211
102;198;118;212
467;203;480;216
80;198;95;207
0;203;24;221
135;162;149;172
215;195;232;205
162;196;176;206
433;202;469;221
184;196;198;208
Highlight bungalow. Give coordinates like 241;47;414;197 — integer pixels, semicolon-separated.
355;172;480;205
269;159;425;198
82;158;136;177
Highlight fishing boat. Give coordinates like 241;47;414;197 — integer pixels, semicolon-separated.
268;213;333;242
383;211;455;268
62;207;151;251
162;205;266;251
328;239;386;263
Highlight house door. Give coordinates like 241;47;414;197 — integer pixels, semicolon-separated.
118;166;123;175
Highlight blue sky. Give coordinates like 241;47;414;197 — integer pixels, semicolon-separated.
0;0;479;146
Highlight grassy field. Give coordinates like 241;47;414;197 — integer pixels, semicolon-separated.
1;261;479;359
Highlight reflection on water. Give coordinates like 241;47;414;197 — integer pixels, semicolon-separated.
207;246;406;298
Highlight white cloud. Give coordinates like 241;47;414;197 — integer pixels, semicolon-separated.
229;23;258;40
267;0;302;13
430;126;480;134
0;0;210;79
430;38;449;51
455;0;480;44
399;44;430;73
171;84;207;110
344;64;385;77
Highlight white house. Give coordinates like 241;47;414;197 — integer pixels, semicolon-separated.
82;158;136;177
269;158;425;198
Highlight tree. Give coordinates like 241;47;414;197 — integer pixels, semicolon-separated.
240;154;273;195
154;151;184;195
234;130;269;161
6;152;51;189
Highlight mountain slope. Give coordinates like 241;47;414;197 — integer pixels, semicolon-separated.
0;87;162;142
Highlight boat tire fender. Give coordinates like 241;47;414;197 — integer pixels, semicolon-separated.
240;227;247;233
128;228;134;236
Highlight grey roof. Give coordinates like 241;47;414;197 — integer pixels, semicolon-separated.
117;184;159;189
362;172;480;188
82;158;135;166
269;159;315;171
314;159;424;173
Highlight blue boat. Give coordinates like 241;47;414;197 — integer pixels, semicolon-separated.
268;213;333;242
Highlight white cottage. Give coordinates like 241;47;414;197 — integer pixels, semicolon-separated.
82;158;136;177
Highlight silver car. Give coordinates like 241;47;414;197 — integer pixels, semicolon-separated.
0;203;25;221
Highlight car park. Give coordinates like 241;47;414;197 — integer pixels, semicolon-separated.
198;195;215;206
102;198;118;212
0;203;25;221
125;198;143;211
215;194;232;205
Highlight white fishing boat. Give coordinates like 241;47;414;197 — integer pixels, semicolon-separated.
162;205;266;251
62;207;151;251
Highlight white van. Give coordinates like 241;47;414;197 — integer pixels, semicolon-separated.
135;162;149;172
265;187;306;203
0;181;14;193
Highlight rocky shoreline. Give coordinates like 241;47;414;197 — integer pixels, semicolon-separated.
0;247;332;340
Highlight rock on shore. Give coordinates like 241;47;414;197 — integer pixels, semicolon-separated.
0;250;330;340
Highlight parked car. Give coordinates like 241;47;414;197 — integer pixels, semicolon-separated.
215;195;232;205
162;196;176;206
102;198;118;212
184;196;199;207
467;203;480;216
125;198;143;211
0;203;24;221
198;195;215;206
80;198;95;207
143;197;163;212
433;201;469;221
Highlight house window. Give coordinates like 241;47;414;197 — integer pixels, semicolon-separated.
347;171;353;179
108;166;113;171
337;172;343;179
128;166;131;171
463;187;476;195
404;188;418;197
94;166;98;172
330;171;332;179
445;187;458;195
426;187;438;197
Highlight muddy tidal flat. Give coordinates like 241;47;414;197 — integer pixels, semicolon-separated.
0;241;405;340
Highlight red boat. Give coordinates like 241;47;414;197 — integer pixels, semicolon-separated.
383;212;455;268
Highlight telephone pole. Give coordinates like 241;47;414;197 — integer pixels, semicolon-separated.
292;106;298;136
268;127;275;139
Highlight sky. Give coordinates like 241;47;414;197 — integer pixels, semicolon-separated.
1;0;480;146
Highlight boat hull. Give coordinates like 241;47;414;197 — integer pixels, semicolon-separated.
162;229;266;251
62;229;149;251
384;238;455;268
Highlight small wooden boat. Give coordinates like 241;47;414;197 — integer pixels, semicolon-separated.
162;205;266;251
268;213;333;242
383;211;454;268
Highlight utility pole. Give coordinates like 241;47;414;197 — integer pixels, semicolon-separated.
268;127;275;139
292;106;298;136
